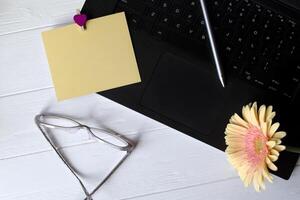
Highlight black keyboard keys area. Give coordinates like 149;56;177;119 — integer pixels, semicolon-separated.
115;0;300;99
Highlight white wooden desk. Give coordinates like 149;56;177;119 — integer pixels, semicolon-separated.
0;0;299;199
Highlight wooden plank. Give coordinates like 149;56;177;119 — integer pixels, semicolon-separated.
126;167;300;200
0;88;166;159
0;28;52;96
0;128;237;200
0;0;84;36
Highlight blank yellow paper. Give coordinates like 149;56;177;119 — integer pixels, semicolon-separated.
42;12;141;101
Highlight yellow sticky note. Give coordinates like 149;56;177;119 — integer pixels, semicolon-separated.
42;12;141;101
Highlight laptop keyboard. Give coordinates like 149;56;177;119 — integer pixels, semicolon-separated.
115;0;300;99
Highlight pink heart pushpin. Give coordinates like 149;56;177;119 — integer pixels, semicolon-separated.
73;10;87;30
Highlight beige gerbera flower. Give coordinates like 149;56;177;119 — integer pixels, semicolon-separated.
225;102;286;192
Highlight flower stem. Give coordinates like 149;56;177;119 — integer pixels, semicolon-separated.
286;146;300;154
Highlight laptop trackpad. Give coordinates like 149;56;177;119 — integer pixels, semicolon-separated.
140;53;226;134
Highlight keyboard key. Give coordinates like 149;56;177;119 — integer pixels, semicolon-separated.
145;0;160;7
183;11;197;24
151;24;168;39
296;65;300;73
126;13;142;28
185;0;200;10
254;79;265;86
282;82;298;99
171;4;183;18
159;1;171;12
144;6;159;19
268;86;279;92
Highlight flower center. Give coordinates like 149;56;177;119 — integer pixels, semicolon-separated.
254;137;265;153
245;125;268;167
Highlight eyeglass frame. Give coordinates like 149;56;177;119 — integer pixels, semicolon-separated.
35;114;134;200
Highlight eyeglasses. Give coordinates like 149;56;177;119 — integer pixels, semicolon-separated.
35;114;134;200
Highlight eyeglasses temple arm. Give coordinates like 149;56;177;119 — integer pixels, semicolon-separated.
35;116;92;199
85;150;131;199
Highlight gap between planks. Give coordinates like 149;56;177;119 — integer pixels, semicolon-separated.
0;22;71;37
120;176;240;200
0;86;53;98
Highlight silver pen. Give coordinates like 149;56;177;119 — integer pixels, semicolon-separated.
199;0;225;87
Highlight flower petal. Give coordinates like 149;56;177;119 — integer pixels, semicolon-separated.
226;124;247;133
267;112;276;122
266;105;273;119
244;171;253;187
273;131;286;139
266;106;276;122
267;161;278;171
258;105;266;125
257;171;266;190
230;113;249;128
268;154;278;162
270;149;279;156
266;141;276;149
270;138;281;144
262;167;273;183
225;137;244;146
253;172;261;192
268;122;280;138
250;103;260;127
275;145;286;152
260;122;268;137
265;156;271;164
260;179;266;190
276;139;282;145
242;105;252;123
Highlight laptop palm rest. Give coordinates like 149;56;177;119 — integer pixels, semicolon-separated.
140;53;226;135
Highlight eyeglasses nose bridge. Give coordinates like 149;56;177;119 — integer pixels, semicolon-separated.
80;124;90;130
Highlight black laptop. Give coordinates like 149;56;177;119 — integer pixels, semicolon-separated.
81;0;299;179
